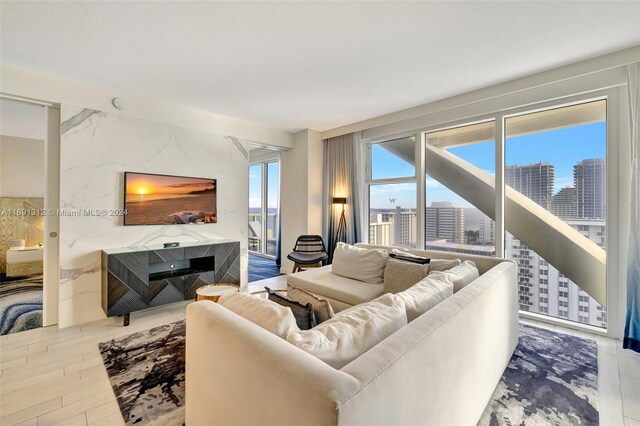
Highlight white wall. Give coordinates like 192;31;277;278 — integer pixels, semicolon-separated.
58;105;249;327
280;129;324;272
0;135;45;197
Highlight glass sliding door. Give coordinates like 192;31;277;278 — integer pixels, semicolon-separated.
249;160;279;257
424;121;496;256
266;162;279;256
505;99;607;328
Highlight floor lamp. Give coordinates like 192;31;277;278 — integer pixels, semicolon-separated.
332;197;347;256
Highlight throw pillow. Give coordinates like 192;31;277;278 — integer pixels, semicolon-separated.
265;287;317;330
383;258;431;294
445;260;480;292
218;292;299;338
286;293;407;369
396;271;454;321
331;242;388;284
429;258;462;272
286;284;335;323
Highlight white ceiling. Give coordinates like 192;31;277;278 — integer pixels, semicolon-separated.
1;2;639;133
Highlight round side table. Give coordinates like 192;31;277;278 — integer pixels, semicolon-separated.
196;283;240;302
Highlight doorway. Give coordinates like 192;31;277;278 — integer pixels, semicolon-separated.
248;147;281;282
0;99;46;334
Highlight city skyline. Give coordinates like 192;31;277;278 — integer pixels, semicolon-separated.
370;121;606;209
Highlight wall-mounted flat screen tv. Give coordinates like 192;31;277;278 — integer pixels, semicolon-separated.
124;172;217;226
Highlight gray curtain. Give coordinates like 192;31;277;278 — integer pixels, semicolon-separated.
323;133;364;262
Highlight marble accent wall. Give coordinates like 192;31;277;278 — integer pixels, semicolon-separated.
59;106;248;328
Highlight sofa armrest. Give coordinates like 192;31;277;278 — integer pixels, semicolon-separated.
185;301;362;426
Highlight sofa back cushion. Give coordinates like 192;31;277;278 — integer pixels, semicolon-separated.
286;293;407;369
331;242;388;284
383;258;431;294
218;292;299;338
447;260;480;292
396;271;455;321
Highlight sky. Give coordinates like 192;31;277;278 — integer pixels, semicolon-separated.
369;121;606;209
126;173;214;195
249;162;279;209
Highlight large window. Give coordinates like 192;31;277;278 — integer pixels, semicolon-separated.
424;121;496;256
365;96;610;332
367;137;417;248
505;100;607;328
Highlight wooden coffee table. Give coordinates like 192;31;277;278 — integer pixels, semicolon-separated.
196;283;240;302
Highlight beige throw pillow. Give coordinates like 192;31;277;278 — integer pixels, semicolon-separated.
429;258;462;272
383;258;431;294
286;293;407;369
445;260;480;292
287;283;335;323
218;292;299;338
331;242;388;284
396;271;455;321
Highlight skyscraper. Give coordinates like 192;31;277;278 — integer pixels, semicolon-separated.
506;162;555;209
505;160;607;328
425;201;465;244
574;158;606;219
551;187;577;219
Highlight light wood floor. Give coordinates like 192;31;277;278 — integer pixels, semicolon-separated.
1;276;638;426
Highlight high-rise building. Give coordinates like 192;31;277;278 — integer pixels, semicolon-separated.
395;206;417;248
551;187;577;219
506;162;555;209
369;214;392;246
505;160;606;328
574;158;606;219
478;215;495;244
425;201;465;244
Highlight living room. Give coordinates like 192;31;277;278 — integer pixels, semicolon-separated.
0;2;639;425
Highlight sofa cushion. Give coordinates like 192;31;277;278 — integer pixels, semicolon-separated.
383;258;431;294
287;284;335;323
395;271;454;321
354;243;408;253
266;287;317;330
218;292;299;338
331;242;388;284
446;260;480;292
286;293;407;369
430;258;462;272
288;265;385;306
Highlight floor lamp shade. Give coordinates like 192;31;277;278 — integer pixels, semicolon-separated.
332;197;347;205
332;197;348;255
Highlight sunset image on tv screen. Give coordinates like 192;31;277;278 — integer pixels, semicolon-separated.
124;172;217;225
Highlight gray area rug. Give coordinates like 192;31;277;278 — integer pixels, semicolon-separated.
478;324;598;425
0;275;43;335
99;321;598;425
99;321;185;425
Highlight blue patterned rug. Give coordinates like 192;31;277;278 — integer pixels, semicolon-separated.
248;254;281;282
478;323;598;425
0;275;43;335
100;321;598;426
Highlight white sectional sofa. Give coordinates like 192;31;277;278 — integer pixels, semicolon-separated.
186;246;518;426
